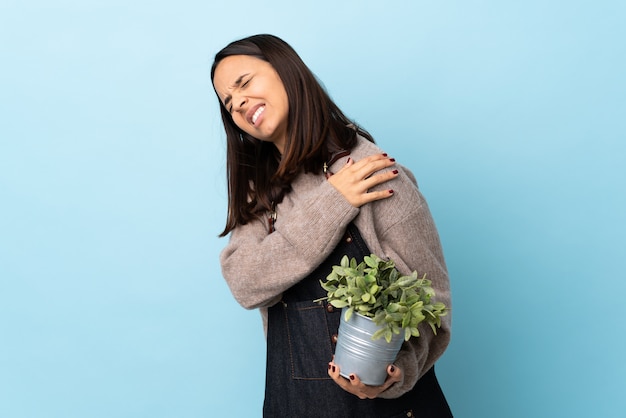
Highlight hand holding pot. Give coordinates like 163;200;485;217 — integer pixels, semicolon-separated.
328;361;403;400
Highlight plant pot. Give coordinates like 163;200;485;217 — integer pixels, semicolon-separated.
333;307;404;386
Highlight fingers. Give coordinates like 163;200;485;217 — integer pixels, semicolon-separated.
361;168;398;192
337;153;395;179
348;365;401;398
328;361;403;400
327;153;398;208
328;362;360;397
354;188;395;208
327;361;369;399
385;364;403;388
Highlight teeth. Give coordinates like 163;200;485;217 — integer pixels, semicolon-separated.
252;106;265;124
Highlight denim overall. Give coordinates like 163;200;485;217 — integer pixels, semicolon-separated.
263;224;453;418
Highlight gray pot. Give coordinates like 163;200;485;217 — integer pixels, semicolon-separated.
333;307;404;386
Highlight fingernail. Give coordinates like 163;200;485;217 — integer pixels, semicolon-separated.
388;189;394;194
382;153;388;157
390;365;395;373
332;365;336;373
392;170;398;174
349;374;355;381
328;363;332;370
389;158;396;162
346;157;351;164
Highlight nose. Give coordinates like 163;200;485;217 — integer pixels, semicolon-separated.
232;93;247;112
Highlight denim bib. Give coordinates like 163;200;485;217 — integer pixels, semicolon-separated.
263;224;452;418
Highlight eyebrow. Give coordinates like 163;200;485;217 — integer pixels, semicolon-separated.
223;73;249;109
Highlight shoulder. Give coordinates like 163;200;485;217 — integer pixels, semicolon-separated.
352;134;420;189
350;134;384;159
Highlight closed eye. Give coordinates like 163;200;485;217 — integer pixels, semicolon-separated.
224;75;252;113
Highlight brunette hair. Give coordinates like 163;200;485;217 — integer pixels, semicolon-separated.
211;34;374;236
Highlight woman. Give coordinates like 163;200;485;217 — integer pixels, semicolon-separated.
211;34;452;418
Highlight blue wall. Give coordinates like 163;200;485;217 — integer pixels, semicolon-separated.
1;1;625;417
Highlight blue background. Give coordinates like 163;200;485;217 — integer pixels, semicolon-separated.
1;1;625;417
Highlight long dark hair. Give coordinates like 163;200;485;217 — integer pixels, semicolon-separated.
211;34;374;236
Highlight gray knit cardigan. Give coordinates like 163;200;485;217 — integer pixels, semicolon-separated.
219;136;452;399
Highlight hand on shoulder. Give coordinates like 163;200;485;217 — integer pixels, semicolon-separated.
327;153;398;208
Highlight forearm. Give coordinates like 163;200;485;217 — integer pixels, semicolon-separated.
220;180;359;309
369;187;452;398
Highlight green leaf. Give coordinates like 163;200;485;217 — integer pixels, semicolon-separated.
330;300;349;308
371;327;386;341
350;257;358;269
404;327;412;341
356;276;366;290
319;252;447;344
412;312;425;323
364;255;379;268
357;304;372;313
373;310;386;325
410;301;424;311
402;311;412;328
388;312;403;322
387;303;400;313
344;307;354;321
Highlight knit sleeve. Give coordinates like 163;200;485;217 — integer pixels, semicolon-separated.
367;169;452;399
219;179;359;309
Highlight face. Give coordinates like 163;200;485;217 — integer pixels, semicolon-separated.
213;55;289;154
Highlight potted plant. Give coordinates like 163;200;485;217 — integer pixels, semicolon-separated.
316;254;448;385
